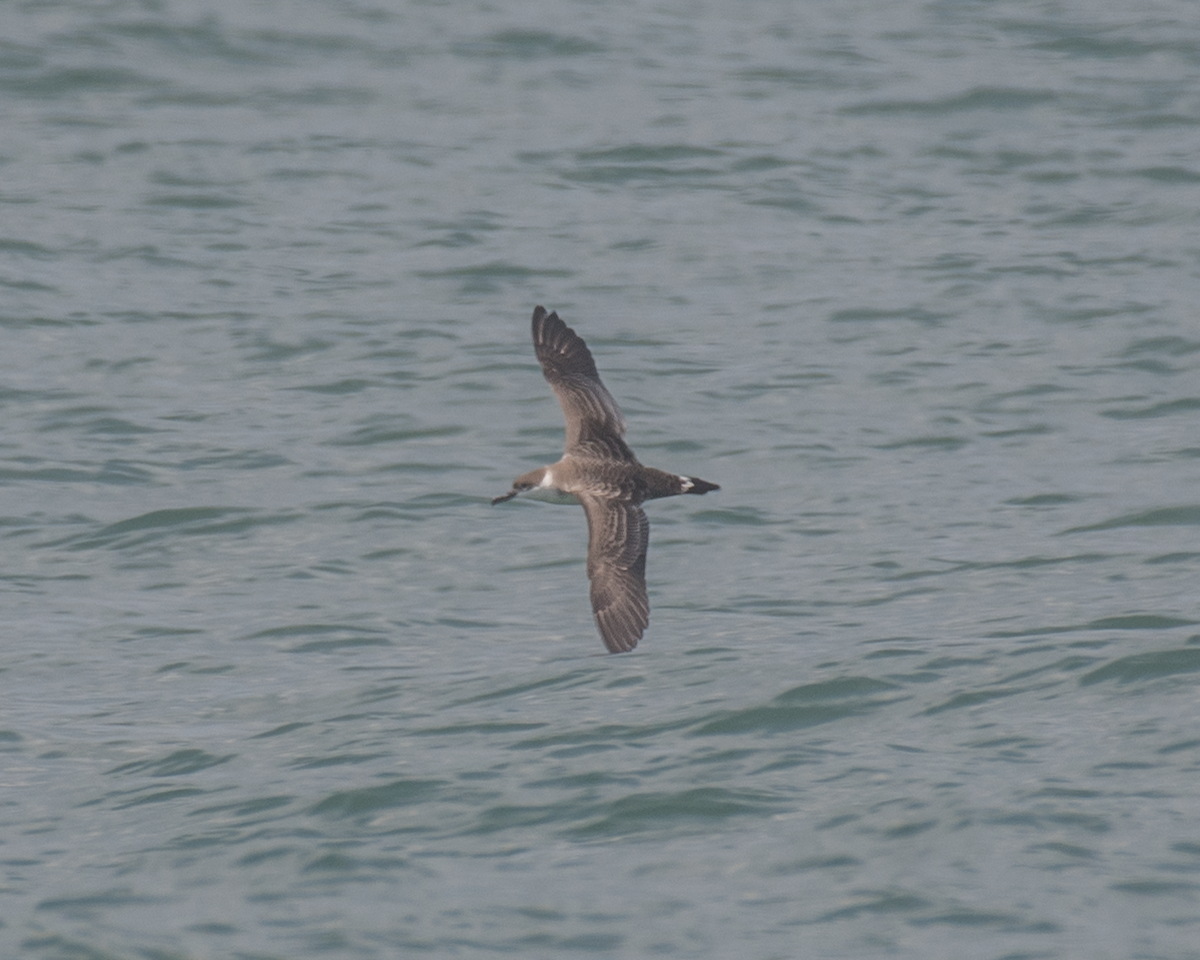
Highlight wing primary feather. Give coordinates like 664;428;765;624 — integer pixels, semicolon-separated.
579;494;650;653
531;306;632;457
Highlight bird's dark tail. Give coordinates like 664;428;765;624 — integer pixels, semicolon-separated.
682;477;719;495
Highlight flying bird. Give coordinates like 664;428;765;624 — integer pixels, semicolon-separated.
492;306;719;653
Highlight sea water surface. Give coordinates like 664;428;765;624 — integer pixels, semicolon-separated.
3;1;1200;958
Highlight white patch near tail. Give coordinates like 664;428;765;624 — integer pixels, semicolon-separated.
679;476;694;492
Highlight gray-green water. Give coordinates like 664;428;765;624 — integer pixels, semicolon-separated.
4;1;1200;957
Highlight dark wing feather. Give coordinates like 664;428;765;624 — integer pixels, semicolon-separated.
532;306;634;458
579;494;650;653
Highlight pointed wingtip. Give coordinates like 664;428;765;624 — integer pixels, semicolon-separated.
597;620;642;653
532;305;559;340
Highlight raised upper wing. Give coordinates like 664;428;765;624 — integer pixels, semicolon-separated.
532;306;634;458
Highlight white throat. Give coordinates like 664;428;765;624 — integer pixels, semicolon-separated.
521;469;579;505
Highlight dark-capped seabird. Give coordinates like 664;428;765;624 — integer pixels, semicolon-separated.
492;306;719;653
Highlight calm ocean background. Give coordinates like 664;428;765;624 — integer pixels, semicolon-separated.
3;1;1200;958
